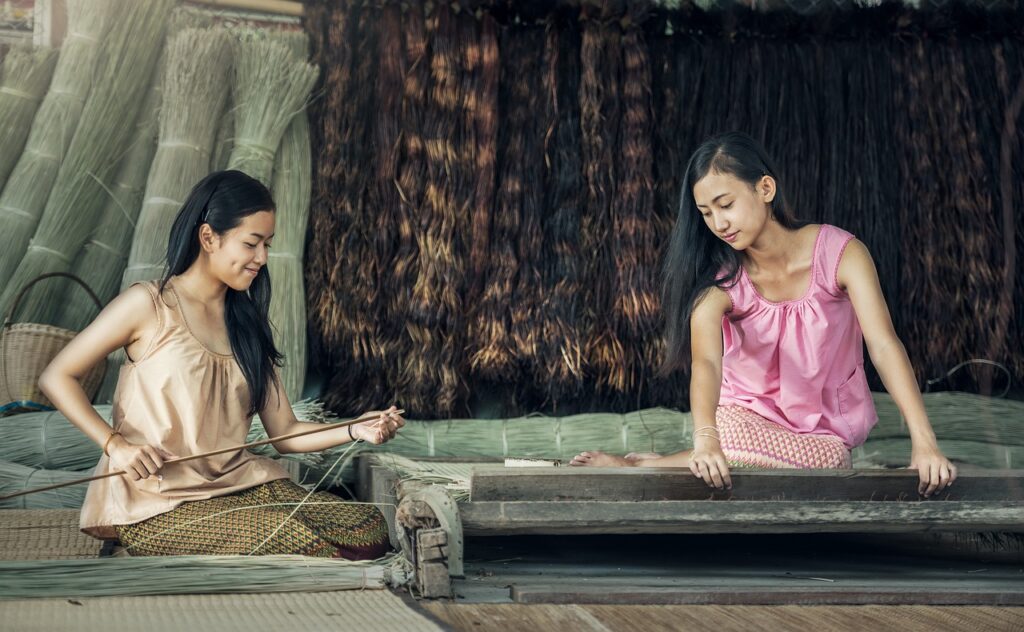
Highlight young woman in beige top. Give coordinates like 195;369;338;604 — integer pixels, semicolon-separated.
39;170;403;559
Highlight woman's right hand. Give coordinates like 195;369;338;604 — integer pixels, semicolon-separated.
107;435;176;481
689;442;732;490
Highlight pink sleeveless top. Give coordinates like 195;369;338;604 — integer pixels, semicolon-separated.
80;280;290;540
718;224;877;449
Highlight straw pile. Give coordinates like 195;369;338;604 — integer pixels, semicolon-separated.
0;0;174;325
0;0;113;293
226;36;318;186
0;45;58;191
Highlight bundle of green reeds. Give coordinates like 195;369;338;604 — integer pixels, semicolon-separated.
268;108;312;402
0;554;404;598
0;45;58;191
0;0;174;324
0;400;331;473
55;8;215;332
225;36;318;186
0;460;85;508
120;27;233;291
0;0;113;292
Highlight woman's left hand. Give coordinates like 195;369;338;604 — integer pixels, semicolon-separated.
352;406;405;445
908;444;958;497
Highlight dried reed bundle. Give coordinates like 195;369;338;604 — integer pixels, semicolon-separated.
0;555;401;599
120;28;232;290
0;0;174;324
268;106;312;402
226;36;319;186
0;45;57;191
0;460;85;508
536;16;584;409
56;10;216;333
0;0;113;292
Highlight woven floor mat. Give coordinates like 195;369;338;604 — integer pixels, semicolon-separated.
0;590;444;632
0;509;100;560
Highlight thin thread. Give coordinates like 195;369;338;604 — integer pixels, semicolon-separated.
247;436;363;555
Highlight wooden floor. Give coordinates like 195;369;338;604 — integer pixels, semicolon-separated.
423;603;1024;632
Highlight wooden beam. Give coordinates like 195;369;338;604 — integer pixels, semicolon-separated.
510;584;1024;606
187;0;303;17
459;500;1024;535
469;468;1024;502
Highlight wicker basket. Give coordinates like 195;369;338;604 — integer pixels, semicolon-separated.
0;273;106;415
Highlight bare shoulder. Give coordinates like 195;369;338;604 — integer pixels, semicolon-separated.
836;238;876;291
693;285;731;319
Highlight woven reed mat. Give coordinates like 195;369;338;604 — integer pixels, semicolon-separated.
0;590;445;632
0;509;100;560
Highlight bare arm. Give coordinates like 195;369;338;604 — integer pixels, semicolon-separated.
838;239;956;495
256;369;404;454
38;285;175;480
38;285;153;452
636;287;733;488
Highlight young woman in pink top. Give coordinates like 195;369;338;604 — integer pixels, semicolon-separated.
572;132;957;498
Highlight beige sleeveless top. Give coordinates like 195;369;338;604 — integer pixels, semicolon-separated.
80;280;290;540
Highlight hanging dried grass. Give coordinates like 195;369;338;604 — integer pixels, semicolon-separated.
467;25;532;386
0;0;175;326
580;8;628;405
611;10;659;407
0;0;113;294
317;4;385;416
396;2;467;418
466;12;499;306
535;15;584;409
366;2;406;405
302;0;349;372
508;27;547;402
385;3;430;412
0;44;57;192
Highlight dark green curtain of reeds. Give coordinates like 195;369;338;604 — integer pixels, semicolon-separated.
304;0;1024;419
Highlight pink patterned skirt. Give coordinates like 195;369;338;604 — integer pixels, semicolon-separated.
715;405;852;469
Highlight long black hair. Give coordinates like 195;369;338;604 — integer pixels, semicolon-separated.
662;131;803;374
160;170;283;416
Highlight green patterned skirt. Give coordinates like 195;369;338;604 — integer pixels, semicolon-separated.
115;479;390;559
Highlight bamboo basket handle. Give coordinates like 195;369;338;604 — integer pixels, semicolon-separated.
2;272;103;328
